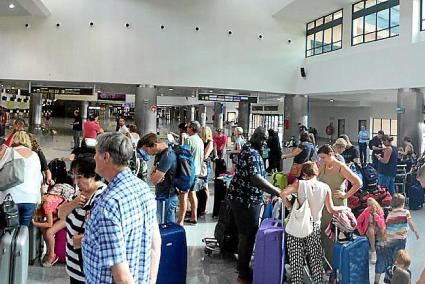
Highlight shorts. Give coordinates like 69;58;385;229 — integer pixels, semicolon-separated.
189;177;203;192
376;245;392;274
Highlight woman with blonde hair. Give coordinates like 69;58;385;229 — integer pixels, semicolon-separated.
0;131;43;225
339;134;360;165
198;126;214;216
28;133;53;186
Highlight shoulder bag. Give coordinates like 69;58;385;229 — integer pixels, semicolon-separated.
0;148;25;191
285;180;313;238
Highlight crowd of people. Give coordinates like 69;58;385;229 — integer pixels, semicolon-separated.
1;112;425;284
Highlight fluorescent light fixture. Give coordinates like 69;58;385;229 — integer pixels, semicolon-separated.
330;99;334;102
169;88;173;91
209;90;213;93
9;3;15;8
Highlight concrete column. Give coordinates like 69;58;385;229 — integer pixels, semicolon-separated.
170;107;175;121
135;85;157;135
104;104;110;121
80;101;89;122
189;105;195;122
397;88;424;155
283;95;308;141
213;102;224;129
238;101;250;138
29;82;42;135
200;105;207;127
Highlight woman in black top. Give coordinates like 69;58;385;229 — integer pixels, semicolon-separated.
72;110;83;149
282;132;314;178
339;134;360;165
266;129;282;173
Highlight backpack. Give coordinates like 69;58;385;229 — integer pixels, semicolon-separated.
361;164;378;191
173;145;195;191
128;149;141;176
0;194;19;230
347;163;363;191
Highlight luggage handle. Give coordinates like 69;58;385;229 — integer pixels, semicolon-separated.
261;218;282;228
156;196;167;225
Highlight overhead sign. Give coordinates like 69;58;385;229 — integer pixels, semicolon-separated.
98;92;126;101
31;86;93;96
198;93;258;103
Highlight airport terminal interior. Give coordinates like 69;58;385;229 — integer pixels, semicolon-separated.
2;0;425;283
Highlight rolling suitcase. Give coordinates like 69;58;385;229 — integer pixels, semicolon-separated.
408;181;424;210
212;178;227;218
28;224;43;265
253;200;285;284
156;197;187;284
0;226;29;284
55;228;67;263
196;186;208;216
332;235;369;284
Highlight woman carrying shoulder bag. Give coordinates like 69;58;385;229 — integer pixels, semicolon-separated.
280;162;345;284
282;132;314;178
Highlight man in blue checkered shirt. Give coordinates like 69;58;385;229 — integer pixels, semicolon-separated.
82;132;161;284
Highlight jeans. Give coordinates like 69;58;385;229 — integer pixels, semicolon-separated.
156;194;179;224
359;142;367;165
17;203;36;226
378;174;396;196
230;200;261;279
73;130;81;148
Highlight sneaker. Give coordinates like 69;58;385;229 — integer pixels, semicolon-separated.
42;255;59;268
184;219;198;225
370;251;377;264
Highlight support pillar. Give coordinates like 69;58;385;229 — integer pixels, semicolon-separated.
189;105;195;122
397;88;424;155
213;102;224;130
200;105;207;127
80;101;89;122
135;85;157;135
104;104;110;121
283;95;308;141
238;101;250;138
29;82;42;135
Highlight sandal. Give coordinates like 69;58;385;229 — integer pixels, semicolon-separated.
42;254;59;268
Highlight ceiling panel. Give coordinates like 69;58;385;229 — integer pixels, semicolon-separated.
0;0;30;16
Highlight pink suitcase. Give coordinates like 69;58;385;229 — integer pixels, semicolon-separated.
55;228;67;263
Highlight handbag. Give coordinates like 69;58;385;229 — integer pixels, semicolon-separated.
0;148;25;191
289;163;303;178
0;193;20;230
285;181;313;238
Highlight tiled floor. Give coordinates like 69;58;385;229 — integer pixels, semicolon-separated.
24;118;425;283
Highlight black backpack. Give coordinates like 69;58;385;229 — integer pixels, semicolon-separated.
0;194;19;230
361;164;378;191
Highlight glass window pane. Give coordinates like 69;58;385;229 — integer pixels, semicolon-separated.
314;47;323;55
324;28;332;45
333;41;342;49
390;6;400;27
316;18;324;27
377;0;388;3
315;31;323;47
353;35;364;45
334;10;343;19
377;9;389;30
382;119;391;134
323;44;332;52
365;32;376;42
373;119;381;133
365;13;377;33
307;34;314;50
391;119;397;135
333;25;342;42
423;2;425;22
391;25;400;36
365;0;376;8
307;22;315;30
353;18;364;37
353;1;365;12
325;15;333;23
377;29;390;39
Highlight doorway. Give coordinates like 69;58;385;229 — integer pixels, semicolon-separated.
338;119;345;137
358;120;367;132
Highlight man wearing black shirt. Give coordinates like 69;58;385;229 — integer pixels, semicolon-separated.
369;130;384;170
72;109;83;149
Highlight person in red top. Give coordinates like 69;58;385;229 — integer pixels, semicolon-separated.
83;114;103;147
4;118;25;146
213;128;227;156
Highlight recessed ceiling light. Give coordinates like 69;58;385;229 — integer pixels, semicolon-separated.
330;99;334;102
9;3;15;9
209;90;213;93
169;88;173;91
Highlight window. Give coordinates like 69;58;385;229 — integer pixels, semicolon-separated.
306;9;343;57
421;0;425;31
372;118;398;145
352;0;400;46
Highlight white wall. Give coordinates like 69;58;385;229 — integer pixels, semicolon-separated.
0;0;305;94
310;102;396;141
298;0;425;94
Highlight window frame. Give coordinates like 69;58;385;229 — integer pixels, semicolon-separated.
372;118;398;144
305;9;344;58
351;0;400;46
421;0;425;31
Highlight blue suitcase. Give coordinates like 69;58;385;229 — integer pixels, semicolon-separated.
156;198;187;284
408;181;424;210
332;236;369;284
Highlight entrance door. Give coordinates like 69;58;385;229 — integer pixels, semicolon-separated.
338;119;345;137
358;120;367;132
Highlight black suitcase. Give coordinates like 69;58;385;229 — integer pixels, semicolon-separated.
214;198;238;254
0;226;29;284
196;186;208;217
28;224;43;265
212;178;227;218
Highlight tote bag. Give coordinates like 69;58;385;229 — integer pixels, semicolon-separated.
285;181;313;238
0;148;25;191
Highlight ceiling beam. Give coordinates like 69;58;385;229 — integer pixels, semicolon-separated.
16;0;50;16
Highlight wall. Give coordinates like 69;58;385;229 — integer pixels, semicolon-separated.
0;0;305;94
298;0;425;94
310;102;396;141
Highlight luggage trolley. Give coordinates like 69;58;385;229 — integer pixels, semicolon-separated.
395;164;408;195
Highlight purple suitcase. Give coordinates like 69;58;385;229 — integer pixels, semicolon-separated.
253;218;285;284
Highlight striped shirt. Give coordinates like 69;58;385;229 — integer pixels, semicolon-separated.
386;208;411;240
65;184;106;282
82;169;156;284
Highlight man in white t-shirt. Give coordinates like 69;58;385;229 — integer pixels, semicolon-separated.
176;121;204;225
117;117;130;136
